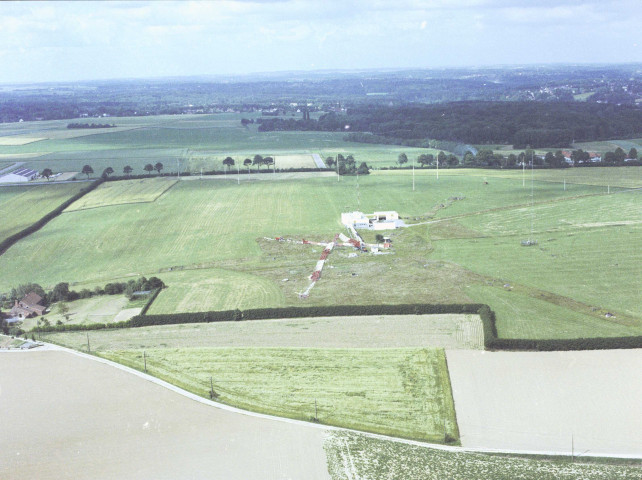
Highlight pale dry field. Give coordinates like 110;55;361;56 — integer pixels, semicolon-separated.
0;351;330;480
274;153;317;168
447;349;642;457
43;314;484;351
0;136;46;146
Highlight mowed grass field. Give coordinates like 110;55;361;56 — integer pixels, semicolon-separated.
64;177;178;211
0;182;86;242
100;347;459;443
41;314;484;351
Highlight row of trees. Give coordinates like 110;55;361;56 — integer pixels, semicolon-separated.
393;146;640;169
79;163;165;179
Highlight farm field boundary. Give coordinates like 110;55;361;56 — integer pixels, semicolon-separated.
0;178;103;257
35;303;642;351
15;346;642;463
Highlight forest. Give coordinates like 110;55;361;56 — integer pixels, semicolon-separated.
257;102;642;148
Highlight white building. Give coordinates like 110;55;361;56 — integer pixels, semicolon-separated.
0;167;39;184
341;211;404;230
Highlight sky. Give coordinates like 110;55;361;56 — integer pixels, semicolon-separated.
0;0;640;84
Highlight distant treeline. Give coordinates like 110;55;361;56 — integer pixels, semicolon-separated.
67;122;116;129
258;101;642;148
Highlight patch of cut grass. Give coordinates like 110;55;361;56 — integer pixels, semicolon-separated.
41;313;483;351
466;285;639;339
65;177;178;211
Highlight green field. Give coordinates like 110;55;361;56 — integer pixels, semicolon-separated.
1;163;640;341
99;346;458;443
64;177;178;211
22;294;141;331
325;432;642;480
0;114;452;174
0;182;86;242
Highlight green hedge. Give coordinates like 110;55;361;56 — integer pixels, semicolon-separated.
138;288;163;316
35;300;642;351
0;178;104;257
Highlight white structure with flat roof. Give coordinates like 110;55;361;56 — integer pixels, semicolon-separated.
341;211;404;230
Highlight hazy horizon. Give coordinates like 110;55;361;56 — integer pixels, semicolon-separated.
0;0;640;84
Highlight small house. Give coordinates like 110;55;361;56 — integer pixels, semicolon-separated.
10;292;47;319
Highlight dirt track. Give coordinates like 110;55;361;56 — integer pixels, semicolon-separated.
0;351;330;480
447;349;642;457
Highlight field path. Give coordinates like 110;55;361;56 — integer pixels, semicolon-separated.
0;349;331;480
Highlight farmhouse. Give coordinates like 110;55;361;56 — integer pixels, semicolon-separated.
0;167;39;184
341;211;404;230
10;292;47;319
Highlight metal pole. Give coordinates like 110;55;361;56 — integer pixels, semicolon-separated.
436;156;439;180
210;376;214;398
412;162;415;191
336;155;339;182
86;332;90;353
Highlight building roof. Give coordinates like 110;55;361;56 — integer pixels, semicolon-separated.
12;167;38;178
22;292;43;307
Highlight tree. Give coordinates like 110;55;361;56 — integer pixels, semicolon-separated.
243;158;252;171
154;162;164;174
223;157;235;170
41;168;53;181
253;154;264;169
437;151;446;167
326;157;335;168
102;167;114;178
397;153;408;166
123;165;133;176
50;282;70;303
614;147;626;164
81;165;93;179
263;156;274;168
544;152;555;167
447;154;459;166
144;164;154;175
628;147;638;160
58;302;70;322
357;162;370;175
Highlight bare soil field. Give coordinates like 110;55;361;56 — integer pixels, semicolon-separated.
0;351;330;480
447;349;642;457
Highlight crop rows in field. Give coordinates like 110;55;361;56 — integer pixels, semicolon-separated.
100;346;459;443
65;177;178;211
